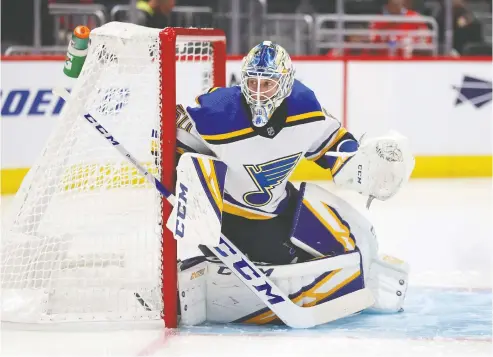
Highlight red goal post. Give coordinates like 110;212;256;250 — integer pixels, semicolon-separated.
160;27;226;328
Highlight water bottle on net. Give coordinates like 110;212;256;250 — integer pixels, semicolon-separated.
63;25;90;78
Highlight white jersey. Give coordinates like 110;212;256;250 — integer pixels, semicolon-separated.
175;80;355;220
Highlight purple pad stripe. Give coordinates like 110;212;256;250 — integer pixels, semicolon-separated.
191;157;222;221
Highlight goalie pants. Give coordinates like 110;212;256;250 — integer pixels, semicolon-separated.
199;182;313;265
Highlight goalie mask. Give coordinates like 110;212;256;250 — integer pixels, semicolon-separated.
240;41;295;127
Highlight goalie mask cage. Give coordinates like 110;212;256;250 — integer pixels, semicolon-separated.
1;23;226;328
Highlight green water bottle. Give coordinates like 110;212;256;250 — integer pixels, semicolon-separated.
63;25;90;78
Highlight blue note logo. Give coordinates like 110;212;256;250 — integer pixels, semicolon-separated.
243;152;302;207
453;76;492;109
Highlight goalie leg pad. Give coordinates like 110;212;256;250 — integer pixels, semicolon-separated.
291;182;380;275
289;182;409;313
179;253;365;325
178;257;208;326
166;153;227;246
366;254;410;313
290;182;358;258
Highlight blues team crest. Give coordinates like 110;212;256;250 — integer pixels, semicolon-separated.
243;153;302;207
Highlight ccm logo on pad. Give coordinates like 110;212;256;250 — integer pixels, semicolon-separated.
214;238;285;305
175;183;188;238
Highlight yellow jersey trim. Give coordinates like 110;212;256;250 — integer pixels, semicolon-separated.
201;127;255;141
309;127;348;162
195;87;220;106
285;111;324;123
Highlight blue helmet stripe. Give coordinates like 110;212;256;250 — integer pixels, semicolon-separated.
252;44;276;69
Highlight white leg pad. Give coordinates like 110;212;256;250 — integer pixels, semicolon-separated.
177;253;365;325
366;255;410;313
177;260;208;326
293;183;410;314
166;153;227;246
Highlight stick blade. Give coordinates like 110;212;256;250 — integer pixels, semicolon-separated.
309;288;375;327
52;87;70;101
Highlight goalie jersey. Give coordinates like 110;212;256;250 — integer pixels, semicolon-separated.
174;79;358;220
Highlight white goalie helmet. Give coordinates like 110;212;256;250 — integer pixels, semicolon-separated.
240;41;295;127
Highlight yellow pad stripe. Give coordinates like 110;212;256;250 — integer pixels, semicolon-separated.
243;310;278;324
208;159;223;211
197;158;224;212
303;270;361;307
292;269;340;305
243;268;360;323
303;199;355;251
323;203;356;250
223;202;274;220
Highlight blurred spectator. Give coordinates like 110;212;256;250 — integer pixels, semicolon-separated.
436;0;484;54
1;0;54;52
370;0;431;57
326;25;371;57
295;0;315;14
404;0;425;13
135;0;175;28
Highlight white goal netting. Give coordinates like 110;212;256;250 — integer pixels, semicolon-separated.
1;22;222;324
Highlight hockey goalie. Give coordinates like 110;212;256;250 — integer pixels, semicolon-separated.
168;41;415;326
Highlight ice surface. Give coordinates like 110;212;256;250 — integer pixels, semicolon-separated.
1;179;491;356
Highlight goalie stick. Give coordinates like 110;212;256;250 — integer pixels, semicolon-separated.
53;87;375;328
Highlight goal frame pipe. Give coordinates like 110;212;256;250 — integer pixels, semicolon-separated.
159;27;226;328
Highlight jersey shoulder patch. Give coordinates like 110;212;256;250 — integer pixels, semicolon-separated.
176;104;193;132
187;86;254;144
284;80;325;127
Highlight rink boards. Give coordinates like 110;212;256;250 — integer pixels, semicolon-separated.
1;57;491;194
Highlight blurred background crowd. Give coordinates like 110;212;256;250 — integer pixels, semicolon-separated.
1;0;492;56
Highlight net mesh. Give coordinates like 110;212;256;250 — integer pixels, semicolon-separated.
1;22;216;323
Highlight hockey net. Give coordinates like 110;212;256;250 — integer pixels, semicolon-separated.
1;22;226;327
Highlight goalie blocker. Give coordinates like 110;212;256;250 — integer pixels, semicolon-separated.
168;153;409;326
